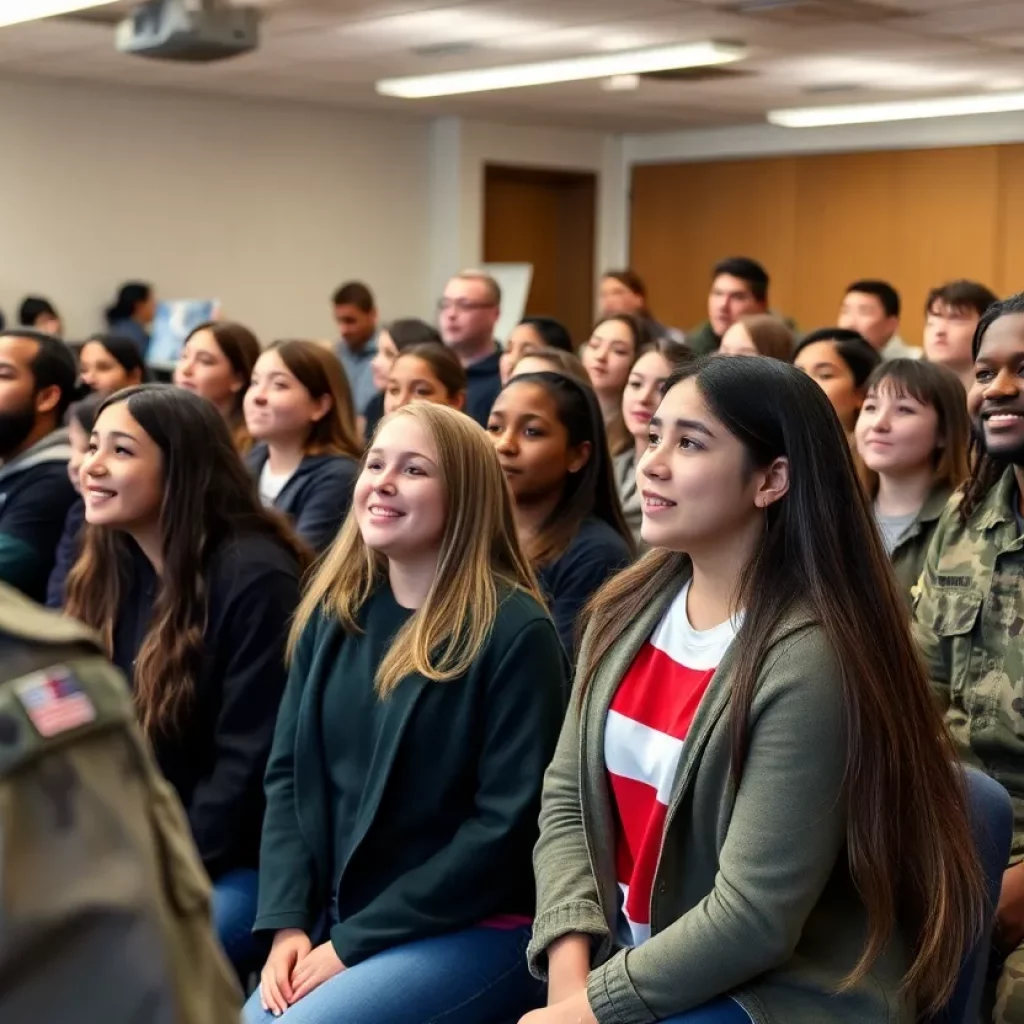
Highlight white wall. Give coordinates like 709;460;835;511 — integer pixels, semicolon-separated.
0;76;434;341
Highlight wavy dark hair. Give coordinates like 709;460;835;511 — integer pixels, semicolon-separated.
493;371;633;567
65;384;310;736
961;290;1024;523
578;356;983;1013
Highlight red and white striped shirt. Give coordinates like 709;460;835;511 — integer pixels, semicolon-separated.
604;581;738;946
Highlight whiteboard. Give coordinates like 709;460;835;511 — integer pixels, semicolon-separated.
481;263;533;346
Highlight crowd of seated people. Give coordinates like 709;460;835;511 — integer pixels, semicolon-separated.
2;254;1023;1024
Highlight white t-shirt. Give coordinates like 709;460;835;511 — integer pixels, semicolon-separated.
258;462;293;507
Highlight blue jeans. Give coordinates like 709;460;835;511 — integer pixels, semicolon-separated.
242;924;542;1024
212;868;260;972
663;998;752;1022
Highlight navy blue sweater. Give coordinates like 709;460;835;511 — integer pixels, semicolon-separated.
246;446;357;554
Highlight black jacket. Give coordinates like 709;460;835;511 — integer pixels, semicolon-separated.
254;585;568;966
246;446;357;554
45;497;85;609
464;350;503;427
537;517;633;656
111;532;301;878
0;430;76;603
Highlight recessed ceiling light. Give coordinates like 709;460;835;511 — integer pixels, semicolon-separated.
376;41;745;98
0;0;119;27
768;90;1024;127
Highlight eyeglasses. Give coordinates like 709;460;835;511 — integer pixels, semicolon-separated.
437;299;496;314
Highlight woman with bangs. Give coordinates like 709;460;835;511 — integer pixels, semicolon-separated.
246;403;568;1024
854;359;970;596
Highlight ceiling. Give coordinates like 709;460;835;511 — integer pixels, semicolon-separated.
1;0;1023;131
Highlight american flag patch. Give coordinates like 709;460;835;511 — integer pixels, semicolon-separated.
15;668;96;738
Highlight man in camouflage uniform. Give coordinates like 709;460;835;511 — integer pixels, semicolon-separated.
0;580;242;1022
913;293;1024;1024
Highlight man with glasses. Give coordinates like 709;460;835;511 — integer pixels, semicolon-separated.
439;271;503;426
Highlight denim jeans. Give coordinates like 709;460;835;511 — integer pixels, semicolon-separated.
212;868;260;972
663;998;752;1023
242;924;542;1024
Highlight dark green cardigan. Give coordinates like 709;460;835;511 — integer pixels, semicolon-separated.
253;584;568;966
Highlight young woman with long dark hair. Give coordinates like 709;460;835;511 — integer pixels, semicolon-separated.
527;356;983;1024
487;371;633;655
65;384;309;970
245;403;567;1024
174;320;261;453
914;292;1024;1021
854;359;969;596
580;315;651;457
245;340;362;553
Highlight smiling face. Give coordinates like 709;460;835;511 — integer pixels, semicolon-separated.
580;319;636;397
637;377;766;552
81;401;165;532
855;383;941;478
622;350;673;445
244;349;330;446
173;328;243;414
79;341;139;397
970;312;1024;464
486;381;589;506
384;355;463;414
354;416;446;560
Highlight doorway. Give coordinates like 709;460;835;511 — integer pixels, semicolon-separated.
483;164;597;347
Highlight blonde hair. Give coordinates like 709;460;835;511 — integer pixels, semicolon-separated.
289;403;543;697
453;269;501;306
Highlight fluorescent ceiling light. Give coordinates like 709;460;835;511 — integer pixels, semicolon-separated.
376;41;745;99
768;91;1024;128
0;0;120;28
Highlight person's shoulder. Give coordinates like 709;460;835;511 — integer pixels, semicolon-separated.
301;453;358;481
568;517;633;561
245;443;268;473
493;584;552;631
209;532;301;588
0;580;102;651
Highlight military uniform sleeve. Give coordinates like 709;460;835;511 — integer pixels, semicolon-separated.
912;504;955;711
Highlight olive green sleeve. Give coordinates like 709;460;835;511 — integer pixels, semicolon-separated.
912;506;953;712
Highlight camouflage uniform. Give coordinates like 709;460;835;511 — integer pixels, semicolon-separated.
912;467;1024;1024
0;581;242;1023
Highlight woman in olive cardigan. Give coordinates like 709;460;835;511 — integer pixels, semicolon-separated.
246;403;567;1024
525;358;984;1024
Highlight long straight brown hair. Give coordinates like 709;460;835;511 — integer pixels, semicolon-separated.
578;357;983;1014
66;385;311;736
290;403;543;697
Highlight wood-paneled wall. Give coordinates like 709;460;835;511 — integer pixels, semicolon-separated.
629;144;1024;345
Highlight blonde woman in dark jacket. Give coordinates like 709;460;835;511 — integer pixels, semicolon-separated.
525;357;984;1024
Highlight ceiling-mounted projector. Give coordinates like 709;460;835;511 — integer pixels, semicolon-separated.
116;0;260;62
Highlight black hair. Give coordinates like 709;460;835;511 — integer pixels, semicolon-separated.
794;327;881;387
105;282;153;326
0;328;77;421
961;290;1024;522
332;281;375;313
712;257;769;303
386;318;442;350
69;391;105;436
498;371;634;566
846;280;901;319
518;316;573;353
18;296;59;328
83;333;149;380
925;280;999;320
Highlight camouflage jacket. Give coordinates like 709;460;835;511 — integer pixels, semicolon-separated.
912;467;1024;860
